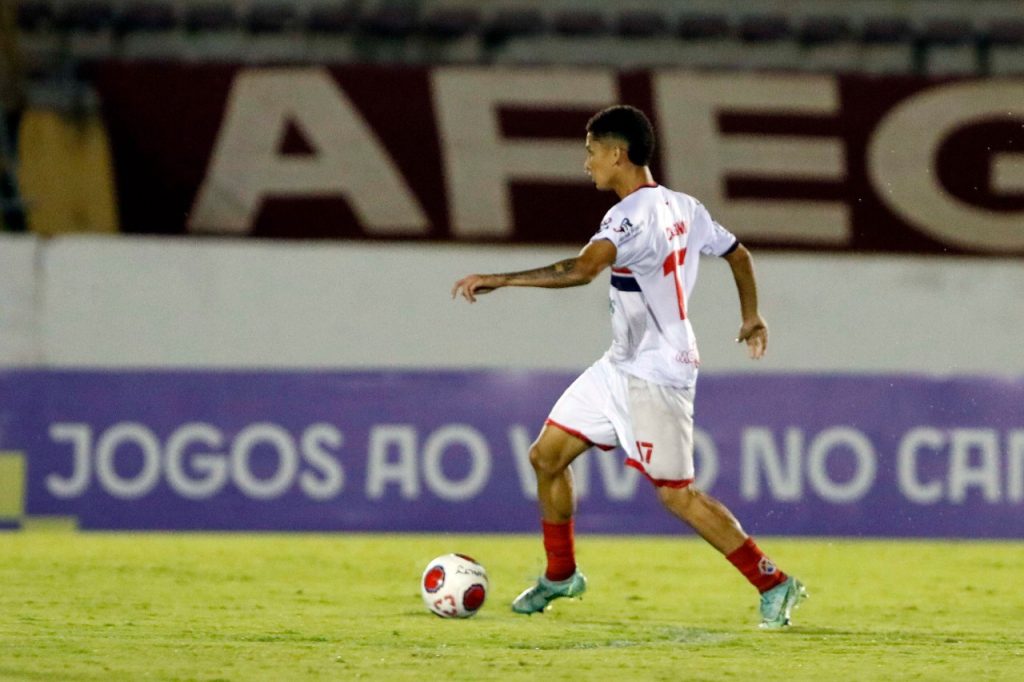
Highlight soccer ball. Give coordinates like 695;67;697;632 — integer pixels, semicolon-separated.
420;553;488;618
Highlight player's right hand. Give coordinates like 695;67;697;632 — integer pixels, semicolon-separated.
451;275;496;303
736;315;768;360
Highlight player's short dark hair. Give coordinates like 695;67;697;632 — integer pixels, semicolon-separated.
586;105;655;166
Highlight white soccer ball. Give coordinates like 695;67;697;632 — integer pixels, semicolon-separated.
420;553;489;618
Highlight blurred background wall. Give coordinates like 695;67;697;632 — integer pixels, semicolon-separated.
2;239;1024;375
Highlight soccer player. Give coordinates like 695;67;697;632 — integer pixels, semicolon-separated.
451;105;806;628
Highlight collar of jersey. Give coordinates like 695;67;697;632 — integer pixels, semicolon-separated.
626;182;659;197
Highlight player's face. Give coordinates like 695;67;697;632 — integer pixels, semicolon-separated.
584;133;622;190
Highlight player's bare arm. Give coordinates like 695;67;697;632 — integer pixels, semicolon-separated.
452;240;617;303
724;244;768;360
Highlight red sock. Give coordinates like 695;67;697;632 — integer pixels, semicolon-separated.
726;537;787;593
542;519;576;581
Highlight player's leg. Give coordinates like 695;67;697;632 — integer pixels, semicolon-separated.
512;424;592;615
529;423;590;525
656;486;806;628
655;485;746;554
531;424;589;583
513;363;619;615
626;377;806;627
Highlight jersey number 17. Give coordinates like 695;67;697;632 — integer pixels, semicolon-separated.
662;248;688;319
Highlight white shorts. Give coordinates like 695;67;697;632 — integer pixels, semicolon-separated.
546;356;696;488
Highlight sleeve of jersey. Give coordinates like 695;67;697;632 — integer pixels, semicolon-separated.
694;204;740;257
589;207;645;267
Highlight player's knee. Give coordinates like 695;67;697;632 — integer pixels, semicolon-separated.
656;485;699;516
528;442;564;476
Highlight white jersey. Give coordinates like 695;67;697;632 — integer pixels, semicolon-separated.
589;184;738;389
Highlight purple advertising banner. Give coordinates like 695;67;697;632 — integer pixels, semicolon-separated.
1;370;1022;537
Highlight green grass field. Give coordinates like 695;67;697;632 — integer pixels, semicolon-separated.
1;532;1022;681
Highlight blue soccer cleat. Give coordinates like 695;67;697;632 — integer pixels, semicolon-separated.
759;576;808;629
511;570;588;614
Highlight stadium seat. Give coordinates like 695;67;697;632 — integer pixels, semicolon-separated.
986;17;1024;74
181;2;246;63
552;9;610;38
481;6;656;67
737;13;792;43
304;3;360;63
58;1;116;65
183;2;238;33
669;12;748;70
116;1;177;34
240;3;307;64
356;1;485;64
859;17;915;74
420;7;482;40
483;8;547;45
733;13;802;71
567;8;673;66
116;2;181;61
358;1;420;39
616;10;671;39
919;18;979;76
799;15;855;44
305;4;359;35
17;0;1013;81
797;16;861;73
56;0;115;33
411;7;484;64
483;8;552;64
356;1;479;64
246;3;298;35
677;12;730;41
861;15;914;43
16;1;61;79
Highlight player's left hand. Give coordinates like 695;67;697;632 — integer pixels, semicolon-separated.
736;315;768;359
451;275;498;303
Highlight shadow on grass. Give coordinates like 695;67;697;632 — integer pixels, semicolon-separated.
506;624;736;650
782;626;1019;647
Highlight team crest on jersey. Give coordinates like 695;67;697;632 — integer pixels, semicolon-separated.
614;218;635;233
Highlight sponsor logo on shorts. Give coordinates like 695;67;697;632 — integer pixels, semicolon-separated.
675;349;701;367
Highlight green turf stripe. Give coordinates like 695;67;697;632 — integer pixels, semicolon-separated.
20;516;79;532
0;451;26;519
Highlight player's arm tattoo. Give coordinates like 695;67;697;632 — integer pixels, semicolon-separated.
494;258;587;288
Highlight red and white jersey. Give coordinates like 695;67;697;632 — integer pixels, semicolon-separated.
589;184;738;389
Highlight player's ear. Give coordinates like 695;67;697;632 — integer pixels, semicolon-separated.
615;144;629;166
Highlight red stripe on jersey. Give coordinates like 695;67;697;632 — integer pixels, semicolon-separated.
625;458;694;489
611;267;633;274
545;419;616;451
